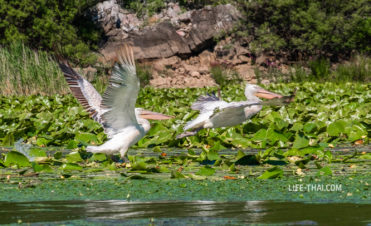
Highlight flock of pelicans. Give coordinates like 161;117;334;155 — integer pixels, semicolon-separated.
59;45;293;161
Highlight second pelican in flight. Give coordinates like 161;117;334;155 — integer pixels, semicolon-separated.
177;84;285;138
59;45;172;159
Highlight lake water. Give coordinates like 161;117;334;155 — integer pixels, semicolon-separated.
1;200;370;225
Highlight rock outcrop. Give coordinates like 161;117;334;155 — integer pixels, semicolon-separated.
95;1;241;61
91;1;271;87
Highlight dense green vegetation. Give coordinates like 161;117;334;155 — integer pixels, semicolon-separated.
0;83;369;179
0;0;369;66
0;0;101;65
0;42;69;96
0;43;154;95
255;55;371;83
236;0;370;61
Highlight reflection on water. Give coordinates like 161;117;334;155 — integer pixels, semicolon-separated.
0;200;370;225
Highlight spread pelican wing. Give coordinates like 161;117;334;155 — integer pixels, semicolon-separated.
191;93;221;112
209;101;262;122
59;62;103;123
101;45;140;131
177;84;292;139
59;44;172;160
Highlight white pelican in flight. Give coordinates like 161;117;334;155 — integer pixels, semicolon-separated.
59;45;172;159
177;84;286;138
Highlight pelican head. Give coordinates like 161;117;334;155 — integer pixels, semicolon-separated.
135;108;173;120
244;84;283;101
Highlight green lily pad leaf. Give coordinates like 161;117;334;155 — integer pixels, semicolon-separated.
209;141;226;151
189;174;207;180
32;163;53;172
207;149;220;161
61;163;83;171
152;146;162;153
291;123;303;132
235;155;260;165
303;122;317;134
171;170;186;179
90;153;107;162
29;148;47;157
252;129;267;141
292;135;309;149
66;152;83;163
236;150;246;160
316;166;332;176
327;120;347;136
4;151;31;167
2;133;15;146
128;175;147;180
36;137;51;147
196;166;216;176
75;133;98;144
346;124;367;142
54;151;63;160
157;166;170;173
66;140;78;149
131;161;148;171
295;156;312;169
258;166;283;179
274;118;289;131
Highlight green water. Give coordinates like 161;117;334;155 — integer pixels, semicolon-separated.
1;200;370;225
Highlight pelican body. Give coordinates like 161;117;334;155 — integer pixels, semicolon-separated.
177;84;283;138
59;45;171;159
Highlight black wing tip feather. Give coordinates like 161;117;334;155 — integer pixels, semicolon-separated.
58;61;99;119
195;93;220;104
191;93;220;111
58;62;81;80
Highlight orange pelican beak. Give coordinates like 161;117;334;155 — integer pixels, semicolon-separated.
255;88;283;99
140;110;173;120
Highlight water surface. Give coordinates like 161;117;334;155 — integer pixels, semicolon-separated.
1;200;370;225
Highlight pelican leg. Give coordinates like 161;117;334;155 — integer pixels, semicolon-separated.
176;128;202;139
122;155;130;163
119;147;130;161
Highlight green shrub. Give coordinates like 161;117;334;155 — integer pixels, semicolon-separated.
119;0;165;17
332;55;370;82
309;58;331;79
211;66;241;87
0;0;102;65
136;64;153;87
237;0;370;60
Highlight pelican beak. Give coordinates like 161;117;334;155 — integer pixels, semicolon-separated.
255;88;283;99
140;110;173;120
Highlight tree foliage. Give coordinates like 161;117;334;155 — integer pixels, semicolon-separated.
0;0;102;65
237;0;370;60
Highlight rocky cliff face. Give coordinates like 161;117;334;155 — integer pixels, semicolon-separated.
92;0;266;87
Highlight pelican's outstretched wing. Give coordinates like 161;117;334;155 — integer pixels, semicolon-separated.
211;101;261;118
209;101;262;128
101;45;139;131
191;93;220;112
59;63;103;123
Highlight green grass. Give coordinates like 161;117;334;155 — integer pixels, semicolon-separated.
0;43;157;96
0;42;68;96
255;55;370;83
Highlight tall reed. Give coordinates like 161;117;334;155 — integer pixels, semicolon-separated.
0;42;69;96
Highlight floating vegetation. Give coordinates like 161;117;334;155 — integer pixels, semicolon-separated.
0;82;369;179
